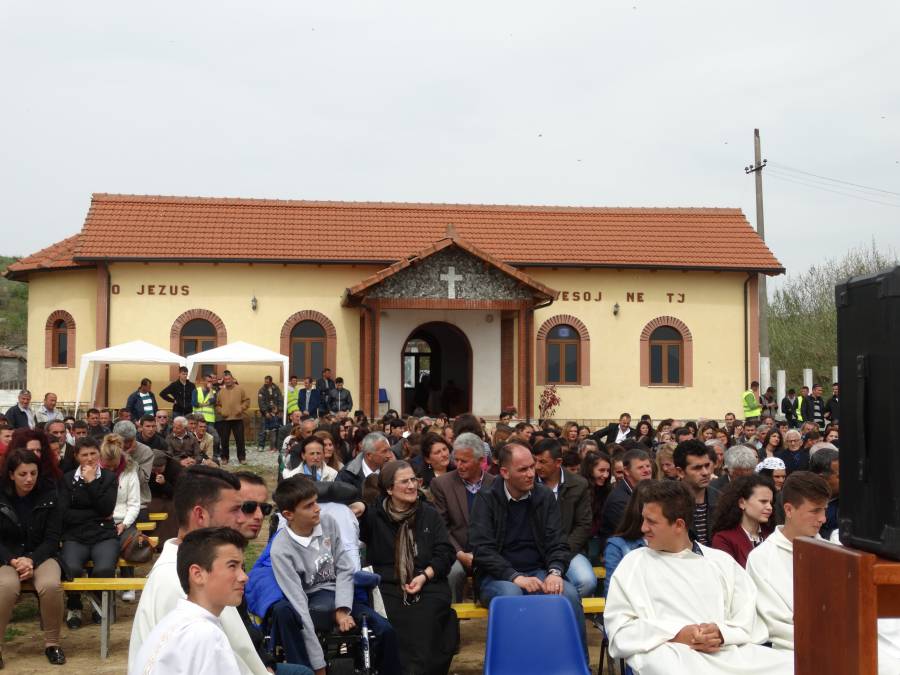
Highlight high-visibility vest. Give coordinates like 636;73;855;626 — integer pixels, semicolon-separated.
742;390;762;419
796;395;804;422
286;388;299;415
195;388;216;423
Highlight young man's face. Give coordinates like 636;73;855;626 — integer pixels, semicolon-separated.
238;481;270;540
44;393;57;409
641;502;685;552
193;543;248;609
785;497;828;538
813;385;823;397
676;453;712;491
73;426;88;440
199;488;248;532
619;415;631;429
87;411;99;425
141;420;156;438
390;425;405;439
284;495;320;534
724;413;735;425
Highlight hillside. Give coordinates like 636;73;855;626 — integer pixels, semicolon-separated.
0;256;27;348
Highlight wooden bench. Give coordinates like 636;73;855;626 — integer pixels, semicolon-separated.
136;522;156;532
148;512;168;521
21;577;147;659
64;577;147;659
83;537;159;569
453;596;605;620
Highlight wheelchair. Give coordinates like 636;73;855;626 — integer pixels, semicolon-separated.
264;572;382;675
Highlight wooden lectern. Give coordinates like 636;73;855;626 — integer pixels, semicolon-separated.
795;537;900;674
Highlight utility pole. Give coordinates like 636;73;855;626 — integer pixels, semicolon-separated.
745;129;770;381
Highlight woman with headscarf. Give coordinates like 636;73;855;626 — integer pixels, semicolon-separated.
359;460;458;674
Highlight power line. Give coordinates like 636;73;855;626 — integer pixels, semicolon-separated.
767;161;900;197
764;171;900;208
766;167;900;199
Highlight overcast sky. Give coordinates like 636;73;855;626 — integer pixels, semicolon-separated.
2;1;898;282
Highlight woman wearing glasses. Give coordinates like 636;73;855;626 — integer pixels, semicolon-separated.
360;460;457;674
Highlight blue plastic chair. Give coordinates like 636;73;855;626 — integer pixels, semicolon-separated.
484;595;590;675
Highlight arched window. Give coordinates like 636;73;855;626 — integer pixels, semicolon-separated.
170;309;228;380
45;310;76;368
536;315;590;385
279;311;337;379
640;317;693;387
649;326;683;385
52;320;68;367
547;325;580;384
290;320;326;380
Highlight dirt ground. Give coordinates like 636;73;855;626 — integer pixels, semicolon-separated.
1;601;609;674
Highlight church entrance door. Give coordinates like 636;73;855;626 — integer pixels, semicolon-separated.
401;322;472;417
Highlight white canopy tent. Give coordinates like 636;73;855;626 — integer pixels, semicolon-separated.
186;341;289;423
75;340;187;412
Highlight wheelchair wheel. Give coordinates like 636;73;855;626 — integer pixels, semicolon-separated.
327;657;356;675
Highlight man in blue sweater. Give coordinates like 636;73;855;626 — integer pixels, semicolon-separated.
469;442;587;655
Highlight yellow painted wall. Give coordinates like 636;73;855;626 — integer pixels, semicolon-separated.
529;268;751;421
103;263;375;409
23;262;754;421
24;269;98;401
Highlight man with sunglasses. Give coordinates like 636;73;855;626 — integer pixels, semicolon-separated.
233;473;312;675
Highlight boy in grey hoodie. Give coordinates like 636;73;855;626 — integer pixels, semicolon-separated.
271;476;400;674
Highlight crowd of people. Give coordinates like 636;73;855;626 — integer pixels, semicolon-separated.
0;369;863;674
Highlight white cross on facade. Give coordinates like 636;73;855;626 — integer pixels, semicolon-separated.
440;266;463;299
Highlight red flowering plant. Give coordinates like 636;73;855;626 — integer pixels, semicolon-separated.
538;384;561;420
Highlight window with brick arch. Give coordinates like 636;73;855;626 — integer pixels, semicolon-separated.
649;325;683;385
546;324;580;384
290;320;326;380
180;319;218;378
51;319;68;367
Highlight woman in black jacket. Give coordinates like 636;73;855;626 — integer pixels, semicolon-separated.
58;436;119;629
360;460;458;675
0;448;66;666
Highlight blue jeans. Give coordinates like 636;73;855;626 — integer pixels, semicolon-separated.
480;569;587;657
566;553;598;598
275;664;313;675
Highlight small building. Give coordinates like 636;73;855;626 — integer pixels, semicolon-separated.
0;347;26;387
5;194;783;421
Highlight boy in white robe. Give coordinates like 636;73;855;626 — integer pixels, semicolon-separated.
748;470;900;675
130;527;248;675
129;466;268;675
605;479;793;675
746;470;830;650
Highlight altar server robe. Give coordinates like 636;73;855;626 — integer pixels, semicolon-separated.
605;543;793;674
129;598;244;675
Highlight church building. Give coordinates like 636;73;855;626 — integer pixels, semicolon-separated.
7;194;784;421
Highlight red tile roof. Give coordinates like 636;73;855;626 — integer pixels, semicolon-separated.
9;194;785;276
4;235;88;280
344;236;559;303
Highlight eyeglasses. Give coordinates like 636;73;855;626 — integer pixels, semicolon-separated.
394;477;421;487
156;414;168;419
241;501;274;516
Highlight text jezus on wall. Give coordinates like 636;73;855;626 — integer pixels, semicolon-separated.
111;284;191;296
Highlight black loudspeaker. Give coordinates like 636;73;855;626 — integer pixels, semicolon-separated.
836;266;900;560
